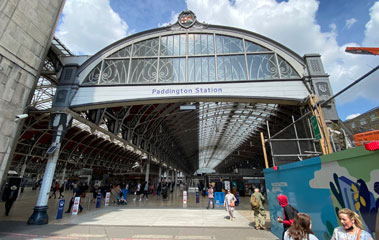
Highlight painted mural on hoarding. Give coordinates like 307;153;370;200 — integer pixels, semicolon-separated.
264;147;378;240
310;148;378;239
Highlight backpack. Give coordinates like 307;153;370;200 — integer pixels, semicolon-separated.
284;204;299;223
290;205;299;215
250;193;259;209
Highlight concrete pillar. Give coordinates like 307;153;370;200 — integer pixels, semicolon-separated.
166;169;169;182
61;165;66;185
20;162;27;178
0;0;66;189
174;171;178;188
171;170;175;188
158;161;162;183
144;155;150;184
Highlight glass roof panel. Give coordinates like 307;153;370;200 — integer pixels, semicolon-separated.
245;40;270;52
198;101;278;170
109;45;131;58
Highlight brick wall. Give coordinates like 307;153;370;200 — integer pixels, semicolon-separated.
0;0;65;184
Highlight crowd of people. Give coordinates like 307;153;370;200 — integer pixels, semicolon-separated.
212;184;373;240
2;178;373;240
274;194;373;240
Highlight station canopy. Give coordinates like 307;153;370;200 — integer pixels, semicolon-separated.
14;11;312;177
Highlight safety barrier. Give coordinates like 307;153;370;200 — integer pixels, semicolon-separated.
214;192;224;205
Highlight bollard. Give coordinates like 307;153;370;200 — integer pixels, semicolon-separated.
183;191;187;204
56;199;65;219
87;195;91;211
236;192;240;206
96;193;101;208
196;191;199;203
105;192;110;206
72;197;81;215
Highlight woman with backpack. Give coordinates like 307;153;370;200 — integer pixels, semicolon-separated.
277;195;298;239
251;187;266;230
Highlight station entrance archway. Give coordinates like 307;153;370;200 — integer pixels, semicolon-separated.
11;11;338;224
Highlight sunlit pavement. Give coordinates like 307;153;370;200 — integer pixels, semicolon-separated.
0;188;277;240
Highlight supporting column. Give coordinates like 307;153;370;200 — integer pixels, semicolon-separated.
145;155;150;184
260;132;269;169
28;113;71;225
18;159;28;196
20;162;27;179
174;171;178;186
171;170;175;189
61;164;67;186
158;161;162;183
167;169;170;183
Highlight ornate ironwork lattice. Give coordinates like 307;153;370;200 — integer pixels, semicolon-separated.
82;34;300;85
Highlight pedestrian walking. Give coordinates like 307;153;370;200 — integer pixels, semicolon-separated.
277;194;298;239
65;185;83;213
140;181;149;200
206;185;214;209
58;182;64;199
4;185;18;216
157;182;162;196
224;189;237;221
251;187;266;230
331;208;373;240
91;185;100;203
49;181;57;199
284;213;318;240
133;182;141;201
162;182;168;199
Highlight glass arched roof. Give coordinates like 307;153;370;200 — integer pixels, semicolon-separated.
72;15;311;174
81;33;300;86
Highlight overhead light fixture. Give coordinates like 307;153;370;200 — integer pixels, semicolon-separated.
180;105;196;110
15;114;28;121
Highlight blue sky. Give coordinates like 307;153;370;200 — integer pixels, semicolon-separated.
316;0;377;44
55;0;379;121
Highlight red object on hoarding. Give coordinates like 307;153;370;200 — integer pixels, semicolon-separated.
273;166;278;171
364;141;379;151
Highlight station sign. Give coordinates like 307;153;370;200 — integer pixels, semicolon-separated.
311;115;321;140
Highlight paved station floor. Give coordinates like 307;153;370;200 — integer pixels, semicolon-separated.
0;188;278;240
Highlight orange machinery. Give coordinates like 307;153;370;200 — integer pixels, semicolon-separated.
345;47;379;56
354;130;379;146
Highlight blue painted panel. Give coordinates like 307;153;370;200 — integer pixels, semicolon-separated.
264;156;338;240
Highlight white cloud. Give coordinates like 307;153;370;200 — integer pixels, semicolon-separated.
345;113;361;120
56;0;379;105
56;0;128;55
177;0;379;101
364;1;379;46
344;18;357;29
158;11;179;27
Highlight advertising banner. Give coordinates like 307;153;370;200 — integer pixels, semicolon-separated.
72;197;80;215
224;181;230;190
183;191;187;204
105;192;110;206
